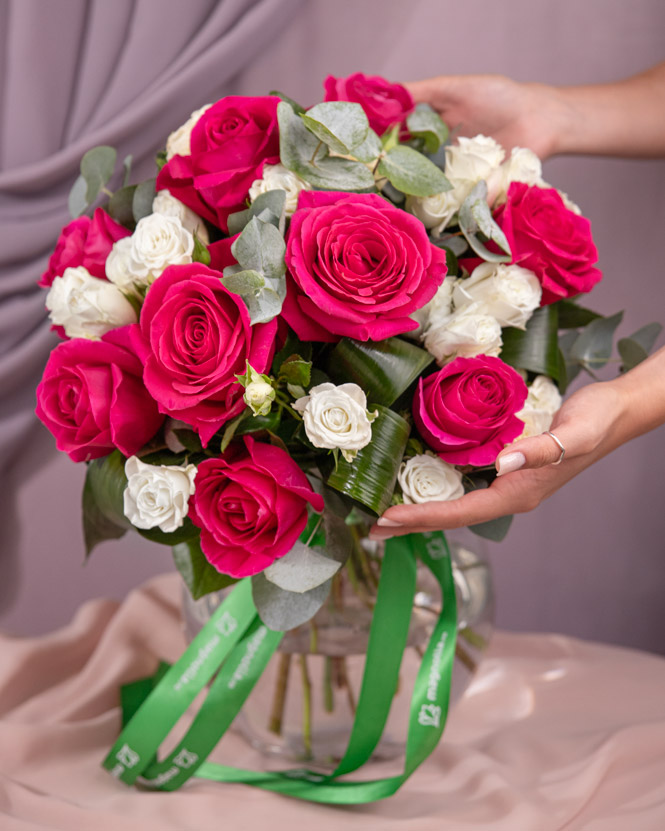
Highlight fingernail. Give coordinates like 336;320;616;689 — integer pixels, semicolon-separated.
377;517;402;527
368;531;393;541
496;451;526;476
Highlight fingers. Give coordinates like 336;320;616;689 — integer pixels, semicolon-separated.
495;429;571;475
403;76;450;106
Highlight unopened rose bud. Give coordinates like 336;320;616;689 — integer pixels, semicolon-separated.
244;379;275;416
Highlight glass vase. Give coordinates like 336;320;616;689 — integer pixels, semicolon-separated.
182;527;493;772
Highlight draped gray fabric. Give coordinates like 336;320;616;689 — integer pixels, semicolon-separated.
0;0;302;476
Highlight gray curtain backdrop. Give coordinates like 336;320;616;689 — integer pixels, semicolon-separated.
2;0;664;652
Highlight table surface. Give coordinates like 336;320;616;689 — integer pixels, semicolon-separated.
1;573;664;831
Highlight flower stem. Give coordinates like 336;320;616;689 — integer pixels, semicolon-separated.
323;657;334;713
268;653;291;735
333;656;356;715
459;625;488;651
299;654;313;759
455;641;478;673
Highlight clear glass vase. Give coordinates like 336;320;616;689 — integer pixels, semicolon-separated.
182;528;493;772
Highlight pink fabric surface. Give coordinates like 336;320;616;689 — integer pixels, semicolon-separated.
1;575;664;830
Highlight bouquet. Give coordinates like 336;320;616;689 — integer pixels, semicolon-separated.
35;72;657;802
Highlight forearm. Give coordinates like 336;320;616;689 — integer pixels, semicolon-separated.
550;62;665;158
608;344;665;446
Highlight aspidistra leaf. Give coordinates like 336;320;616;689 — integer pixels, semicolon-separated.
500;305;560;379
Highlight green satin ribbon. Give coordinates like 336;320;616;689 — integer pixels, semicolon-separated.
104;531;458;804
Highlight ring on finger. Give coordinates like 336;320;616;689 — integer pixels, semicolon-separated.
544;430;565;465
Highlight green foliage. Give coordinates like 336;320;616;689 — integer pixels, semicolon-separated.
556;299;602;329
192;234;211;265
227;189;287;236
82;451;131;556
251;571;332;631
326;336;433;407
132;179;156;222
501;305;560;380
278;356;312;387
80;145;117;203
173;538;238;601
106;185;137;227
269;89;306;114
406;104;449;153
618;322;663;371
300;101;369;156
262;541;341;593
68;175;88;218
377;145;451;197
469;514;514;542
458;181;511;262
570;311;623;371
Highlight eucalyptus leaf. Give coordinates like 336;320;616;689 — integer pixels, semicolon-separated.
381;123;400;152
231;217;286;283
68;174;88;218
301;101;369;156
458;181;511;262
570;311;623;370
326;337;434;407
623;321;662;353
82;451;132;556
300;155;376;191
558;329;582;389
617;322;662;371
269;90;306;114
173;538;238;601
106;185;137;227
431;234;469;257
351;129;383;163
227;189;287;236
263;542;341;593
323;405;411;516
122;154;133;187
469;514;513;542
80;145;116;203
221;269;265;296
252;572;332;631
406;104;449;153
132;179;156;222
377;145;451;197
501;305;560;379
244;286;284;324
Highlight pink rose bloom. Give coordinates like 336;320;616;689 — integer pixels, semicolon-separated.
39;208;130;288
131;263;277;445
156;96;281;233
494;182;602;305
35;326;163;462
282;191;447;342
323;72;414;136
190;436;325;578
413;355;528;466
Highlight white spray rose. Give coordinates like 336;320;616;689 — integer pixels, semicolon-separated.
46;266;137;339
123;456;197;533
516;375;562;438
165;103;212;160
106;237;140;297
244;379;276;417
399;453;464;504
293;383;377;462
409;277;457;341
424;303;502;365
445;135;505;186
490;146;544;205
249;163;311;217
405;189;465;232
453;262;542;329
126;214;194;287
152;190;209;243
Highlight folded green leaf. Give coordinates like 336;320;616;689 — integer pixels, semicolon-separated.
617;322;662;372
80;145;117;203
458;181;511;262
222;269;265;296
231;216;286;284
623;321;662;353
173;538;238;601
251;571;332;631
82;450;132;556
323;405;411;516
570;311;623;370
326;337;434;407
501;305;560;379
377;145;451;197
227;189;287;236
301;101;369;156
263;541;341;593
406;104;449;153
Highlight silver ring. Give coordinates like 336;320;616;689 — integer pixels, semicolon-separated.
544;430;565;465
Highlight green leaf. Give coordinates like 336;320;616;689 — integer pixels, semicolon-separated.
501;305;560;379
469;514;513;542
570;311;623;370
173;429;203;453
244;286;283;324
458;181;511;262
106;185;136;227
325;337;434;407
301;101;369;156
277;101;375;191
269;90;306;115
622;322;662;353
155;149;168;171
235;410;281;435
227;189;287;236
322;405;411;516
82;451;132;556
617;323;662;371
406;104;449;153
122;154;133;187
377;144;451;197
263;541;341;593
251;571;332;631
556;299;602;329
220;412;248;453
231;217;286;284
557;329;582;390
351;128;383;163
68;174;88;218
381;123;401;152
173;538;238;601
222;269;265;295
278;356;312;387
132;179;156;223
137;516;200;546
80;145;116;203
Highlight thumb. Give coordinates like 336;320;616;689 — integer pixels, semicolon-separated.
495;428;570;475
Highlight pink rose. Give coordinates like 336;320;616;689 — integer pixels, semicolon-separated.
39;208;130;288
282;191;447;342
156;96;281;233
131;263;277;445
35;327;163;462
413;355;528;466
323;72;414;136
189;436;325;578
494;182;602;305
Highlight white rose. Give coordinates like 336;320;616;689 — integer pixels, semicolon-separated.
516;375;562;438
398;453;464;504
106;237;140;296
424;303;502;365
152;190;209;244
405;188;467;231
293;382;377;462
490;146;544;205
45;266;137;339
453;262;542;329
249;163;311;217
126;214;194;286
445;135;505;186
415;277;456;339
123;456;197;533
165;103;212;160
